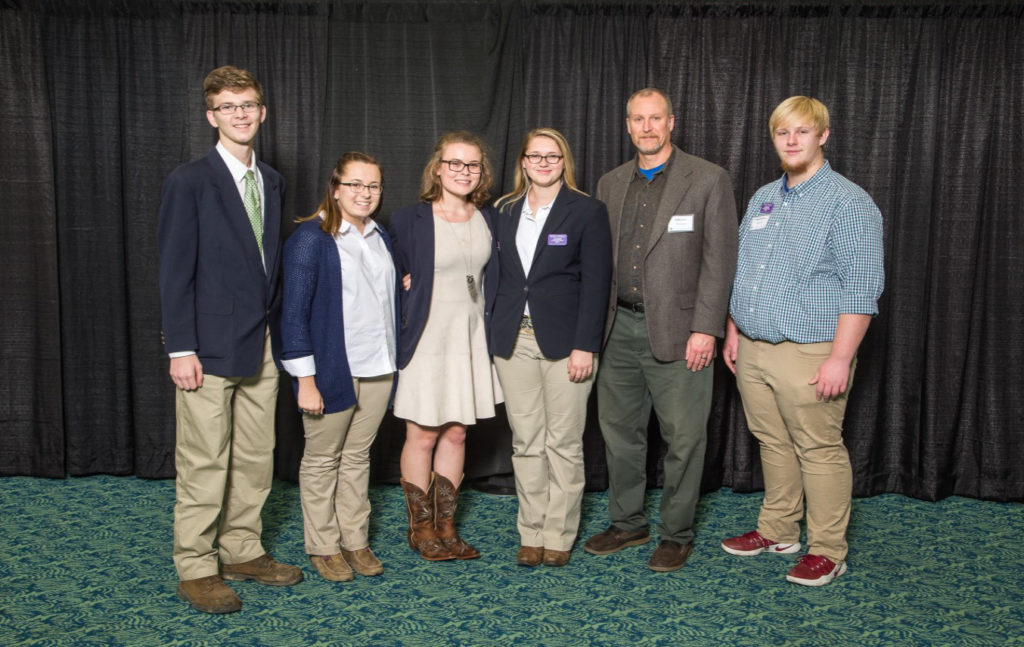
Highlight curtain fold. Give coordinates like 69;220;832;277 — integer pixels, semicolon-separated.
0;0;1020;501
0;8;65;477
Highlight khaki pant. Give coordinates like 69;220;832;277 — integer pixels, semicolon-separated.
493;330;595;551
299;374;393;555
173;331;278;580
735;335;855;562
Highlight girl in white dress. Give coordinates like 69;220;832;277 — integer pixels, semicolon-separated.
389;131;501;561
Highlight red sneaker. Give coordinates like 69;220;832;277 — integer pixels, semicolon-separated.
721;530;801;556
786;554;847;586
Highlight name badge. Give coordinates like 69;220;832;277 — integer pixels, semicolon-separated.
547;234;568;246
667;214;694;233
750;215;770;230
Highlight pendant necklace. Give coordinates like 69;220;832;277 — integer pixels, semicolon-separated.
437;203;478;302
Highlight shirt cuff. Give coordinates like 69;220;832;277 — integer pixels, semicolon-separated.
839;294;879;316
168;351;196;359
282;355;316;377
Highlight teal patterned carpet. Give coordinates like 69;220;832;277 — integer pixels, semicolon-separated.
0;476;1021;646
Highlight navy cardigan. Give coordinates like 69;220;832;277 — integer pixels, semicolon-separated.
280;218;399;414
388;202;498;370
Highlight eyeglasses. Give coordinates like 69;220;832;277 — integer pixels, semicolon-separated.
212;102;262;115
441;159;483;174
524;153;564;165
338;181;383;195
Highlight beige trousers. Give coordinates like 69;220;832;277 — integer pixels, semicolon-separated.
173;330;279;580
299;374;393;555
735;335;856;563
493;329;595;551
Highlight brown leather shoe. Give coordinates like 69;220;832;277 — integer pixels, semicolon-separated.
516;546;544;567
542;549;570;567
221;554;304;586
583;525;651;555
341;547;384;577
177;574;241;614
310;553;354;582
648;540;693;572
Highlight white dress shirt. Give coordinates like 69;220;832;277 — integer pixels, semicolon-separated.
516;194;557;316
282;215;397;379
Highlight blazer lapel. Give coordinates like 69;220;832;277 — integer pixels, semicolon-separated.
207;151;267;277
646;147;694;257
260;164;281;285
503;201;529;282
529;185;575;278
606;165;631;254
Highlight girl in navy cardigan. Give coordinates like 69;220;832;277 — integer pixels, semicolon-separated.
280;152;399;582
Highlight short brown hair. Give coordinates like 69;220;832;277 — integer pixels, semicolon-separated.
418;131;493;207
203;65;264;108
626;87;674;119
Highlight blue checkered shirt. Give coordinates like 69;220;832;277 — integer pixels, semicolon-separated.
730;161;884;344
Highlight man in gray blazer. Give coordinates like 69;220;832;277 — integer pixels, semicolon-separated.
584;88;737;572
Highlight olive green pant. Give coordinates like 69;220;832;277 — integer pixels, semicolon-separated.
596;310;712;545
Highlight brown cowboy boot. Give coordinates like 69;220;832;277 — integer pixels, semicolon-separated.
401;477;453;561
433;473;480;560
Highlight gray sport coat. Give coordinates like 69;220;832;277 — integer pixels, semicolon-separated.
596;145;738;362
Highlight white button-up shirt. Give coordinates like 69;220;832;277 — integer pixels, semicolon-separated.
282;216;397;379
516;195;557;316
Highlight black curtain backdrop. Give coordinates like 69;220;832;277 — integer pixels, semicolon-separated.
1;0;1021;502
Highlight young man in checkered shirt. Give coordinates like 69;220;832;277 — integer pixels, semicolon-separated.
721;96;884;587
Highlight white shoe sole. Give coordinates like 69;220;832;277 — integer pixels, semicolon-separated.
787;561;848;586
721;541;801;556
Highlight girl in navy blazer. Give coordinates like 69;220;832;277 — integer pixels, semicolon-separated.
490;128;612;567
280;152;398;582
389;131;501;561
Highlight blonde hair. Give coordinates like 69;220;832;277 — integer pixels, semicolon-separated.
495;128;585;212
418;131;493;207
297;151;381;236
769;96;830;136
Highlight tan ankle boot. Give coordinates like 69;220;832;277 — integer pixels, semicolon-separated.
401;477;453;561
433;473;480;560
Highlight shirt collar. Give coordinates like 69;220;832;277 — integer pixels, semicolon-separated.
216;141;258;182
337;216;378;238
632;147;675;181
522;195;556;221
781;160;832;197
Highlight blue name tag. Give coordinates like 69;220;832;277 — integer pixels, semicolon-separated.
547;234;568;246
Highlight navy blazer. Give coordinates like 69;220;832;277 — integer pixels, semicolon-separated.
280;218;399;414
389;202;498;369
158;148;284;377
489;185;612;360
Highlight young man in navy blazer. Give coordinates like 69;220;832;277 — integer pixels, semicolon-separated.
159;65;301;614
